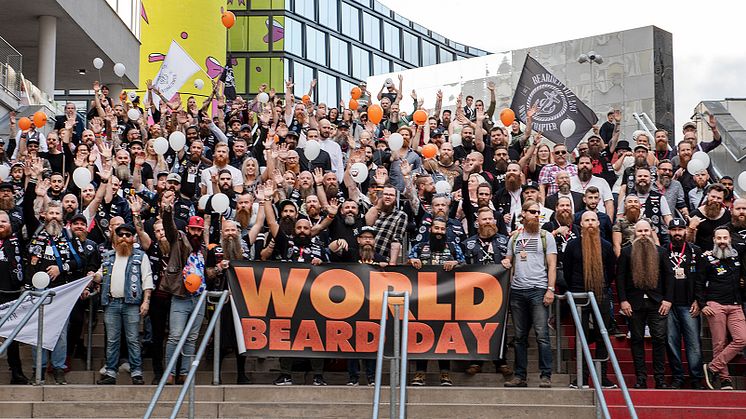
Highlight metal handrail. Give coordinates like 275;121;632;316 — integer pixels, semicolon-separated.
0;289;54;355
372;290;410;419
558;292;637;419
85;291;99;371
143;291;229;419
0;290;31;328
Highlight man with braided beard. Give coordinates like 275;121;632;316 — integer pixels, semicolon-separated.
563;211;617;388
617;220;675;388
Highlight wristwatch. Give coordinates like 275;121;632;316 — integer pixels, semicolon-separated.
547;287;555;293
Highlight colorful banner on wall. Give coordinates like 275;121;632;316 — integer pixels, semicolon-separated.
226;262;510;360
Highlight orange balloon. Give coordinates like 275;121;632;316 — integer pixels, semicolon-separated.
422;143;438;159
222;11;236;29
351;87;362;100
413;110;428;126
348;99;359;110
18;117;32;131
33;111;47;128
302;95;311;104
368;104;383;124
500;108;516;127
184;273;202;293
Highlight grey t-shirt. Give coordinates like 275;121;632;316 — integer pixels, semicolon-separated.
507;231;557;290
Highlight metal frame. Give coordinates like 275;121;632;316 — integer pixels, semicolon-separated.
372;290;410;419
85;291;99;371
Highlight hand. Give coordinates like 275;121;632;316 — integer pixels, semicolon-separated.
527;104;538;119
258;83;267;93
708;113;717;129
176;111;188;125
81;289;91;300
333;239;349;252
139;301;149;316
35;178;50;197
409;259;422;269
701;305;715;317
443;260;458;271
256;184;266;201
99;141;112;160
620;301;633;317
398;74;403;83
220;259;230;271
310;79;317;88
503;213;511;225
145;79;153;90
500;258;512;269
436;90;443;100
311;257;322;266
543;290;555;306
278;143;289;160
487;81;495;92
555;226;570;236
210;171;219;186
93;80;100;92
313;167;324;185
272;169;284;187
128;195;143;214
285;79;294;90
688;216;702;230
659;300;672;316
134;155;145;167
269;87;276;98
399;160;412;177
410;89;418;100
326;198;339;217
613;109;622;123
90;118;103;135
592;124;600;135
46;265;61;280
160;190;175;210
476;109;485;122
690;301;700;317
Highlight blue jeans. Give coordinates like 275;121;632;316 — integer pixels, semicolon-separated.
32;318;69;371
510;288;552;379
666;305;703;380
165;295;205;375
348;359;375;381
103;299;143;378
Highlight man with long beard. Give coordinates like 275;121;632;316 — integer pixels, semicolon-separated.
66;214;100;361
544;196;581;260
618;167;672;246
724;198;746;249
176;139;209;199
570;156;614;215
206;220;251;384
431;142;461;186
687;183;731;250
699;228;746;390
617;220;675;389
654;160;688;220
320;200;366;262
0;210;28;384
93;223;153;385
410;195;466;248
618;144;656;205
612;194;647;256
495;162;524;226
664;219;705;389
0;182;23;235
563;211;618;389
408;217;465;386
200;142;243;195
501;200;557;388
586;135;617;187
545;171;585;214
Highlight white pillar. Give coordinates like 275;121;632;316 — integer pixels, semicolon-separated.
37;15;57;98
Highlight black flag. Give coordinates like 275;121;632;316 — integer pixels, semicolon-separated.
510;55;598;151
221;55;237;101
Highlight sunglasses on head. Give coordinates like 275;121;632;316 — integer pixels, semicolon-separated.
116;231;133;238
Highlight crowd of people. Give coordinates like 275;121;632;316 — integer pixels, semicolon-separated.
0;73;744;391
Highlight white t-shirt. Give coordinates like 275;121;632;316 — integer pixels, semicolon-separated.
103;253;154;298
570;175;614;213
319;138;344;181
200;164;244;194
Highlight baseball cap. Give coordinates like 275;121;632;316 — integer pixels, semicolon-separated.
0;182;14;191
522;181;540;191
240;124;252;131
166;173;181;183
682;121;697;131
115;223;136;235
431;128;444;138
337;122;350;129
156;171;170;179
187;216;205;229
356;225;377;237
278;199;298;212
26;138;40;146
668;218;687;229
285;130;299;138
634;143;649;152
69;213;88;225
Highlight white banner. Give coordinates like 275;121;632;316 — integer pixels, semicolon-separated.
152;40;202;107
0;277;90;351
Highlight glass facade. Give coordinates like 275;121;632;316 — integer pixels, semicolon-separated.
226;0;487;97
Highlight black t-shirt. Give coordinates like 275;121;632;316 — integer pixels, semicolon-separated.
691;208;731;250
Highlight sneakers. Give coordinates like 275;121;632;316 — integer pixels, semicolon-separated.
465;364;482;376
720;378;734;390
609;326;625;338
440;372;453;386
97;375;116;385
539;376;552;388
410;372;426;386
569;379;589;389
346;377;360;386
703;363;718;390
504;377;527;387
118;362;131;374
367;376;375;387
601;377;618;389
670;378;684;389
691;379;706;390
273;374;293;386
312;375;327;386
53;368;67;385
633;377;647;389
132;376;145;385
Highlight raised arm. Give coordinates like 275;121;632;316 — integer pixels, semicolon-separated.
486;81;496;119
160;190;178;244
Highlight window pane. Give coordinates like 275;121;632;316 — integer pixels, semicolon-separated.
318;72;338;107
440;50;454;63
284;17;303;57
319;0;337;30
393;63;406;72
306;26;326;65
330;36;349;73
341;79;356;101
373;54;390;75
293;61;314;99
362;12;380;49
403;32;419;66
341;3;360;40
373;2;389;15
393;13;409;26
383;22;400;58
422;40;437;67
295;0;315;20
352;46;370;80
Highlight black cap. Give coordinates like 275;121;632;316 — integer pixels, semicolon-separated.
522;181;540;191
616;140;631;151
128;138;144;148
26;138;40;145
0;182;14;191
278;199;298;212
337;122;350;129
668;218;687;229
431;128;444;138
69;213;87;224
285;130;299;138
240;124;251;131
356;225;377;237
115;223;136;235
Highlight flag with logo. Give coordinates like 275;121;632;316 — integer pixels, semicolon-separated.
152;40;202;107
510;55;598;151
221;55;237;101
0;277;90;350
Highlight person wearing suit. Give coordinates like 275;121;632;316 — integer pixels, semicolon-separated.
544;170;585;214
617;219;675;389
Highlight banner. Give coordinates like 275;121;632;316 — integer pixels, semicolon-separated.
152;40;202;107
226;262;510;360
510;54;598;151
0;277;90;350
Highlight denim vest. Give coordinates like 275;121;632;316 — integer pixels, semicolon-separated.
101;249;145;306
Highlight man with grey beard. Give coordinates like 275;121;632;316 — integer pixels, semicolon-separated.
654;160;688;220
700;227;746;390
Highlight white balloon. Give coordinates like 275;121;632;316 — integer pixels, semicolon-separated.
450;133;462;147
304;140;321;161
0;165;9;181
198;195;210;211
257;92;269;104
127;91;137;101
32;272;51;289
212;193;230;214
435;180;451;195
153;137;169;155
113;63;126;78
559;119;576;138
739;172;746;191
127;108;140;121
93;57;104;70
73;167;92;189
169;131;186;151
350;163;368;183
687;158;706;175
194;79;204;90
692;151;710;168
388;133;404;152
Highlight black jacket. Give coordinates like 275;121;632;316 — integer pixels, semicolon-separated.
696;252;744;306
545;191;585;213
617;244;675;310
562;236;617;294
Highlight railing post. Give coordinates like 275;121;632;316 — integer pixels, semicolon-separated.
398;292;410;419
555;298;562;374
576;304;583;389
188;374;195;419
391;303;400;419
212;303;221;385
86;292;98;371
372;292;389;419
35;303;45;385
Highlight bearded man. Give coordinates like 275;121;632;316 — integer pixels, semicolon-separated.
140;219;171;383
563;211;617;388
617;219;675;389
687;183;731;250
545;171;584;214
687;168;710;212
618;167;672;246
725;198;746;250
495;162;524;223
431;142;461;186
0;182;23;234
700;228;746;390
654;160;688;220
321;199;366;262
0;210;28;384
200;142;243;195
176;139;209;199
570;156;614;215
366;185;408;264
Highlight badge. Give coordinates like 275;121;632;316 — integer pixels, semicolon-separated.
0;249;5;260
419;226;427;233
100;218;109;228
519;251;528;261
466;241;476;250
45;246;54;256
187;174;196;183
652;207;659;214
674;268;685;279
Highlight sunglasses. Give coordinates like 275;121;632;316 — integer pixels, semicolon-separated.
524;209;540;215
116;231;133;238
554;150;567;155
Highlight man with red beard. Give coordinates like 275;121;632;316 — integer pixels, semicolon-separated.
617;220;675;389
687;168;710;212
93;223;153;385
428;142;461;186
724;198;746;249
612;194;648;256
200;142;243;195
699;228;746;390
563;211;618;389
0;210;28;384
653;129;676;161
0;182;23;235
365;185;407;264
494;162;524;226
544;196;581;259
571;156;614;216
687;183;731;250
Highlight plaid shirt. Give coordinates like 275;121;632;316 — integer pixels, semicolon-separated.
373;209;408;259
538;163;578;195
